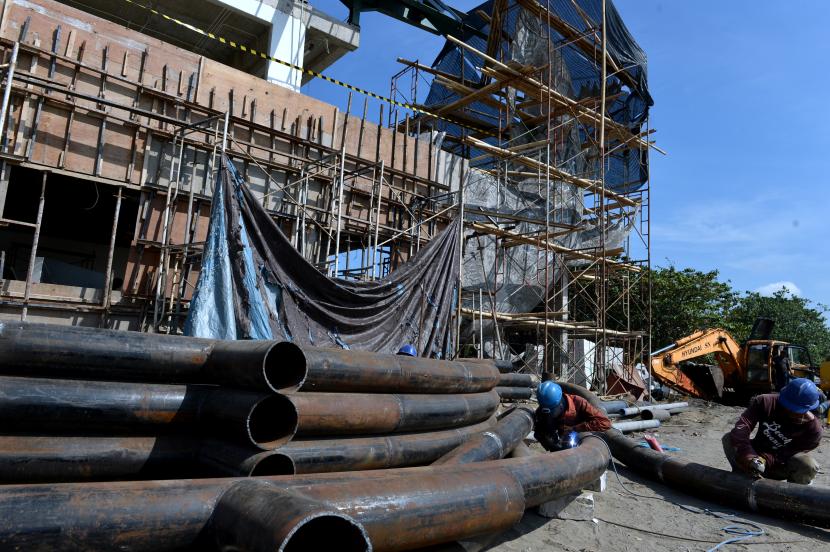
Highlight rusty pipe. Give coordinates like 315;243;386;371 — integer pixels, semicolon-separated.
508;441;537;458
495;386;532;401
497;373;534;388
0;324;500;394
560;381;830;528
0;436;200;483
283;344;500;393
0;376;293;449
0;439;610;551
0;322;283;392
432;407;534;465
210;480;370;552
284;389;499;436
203;417;499;476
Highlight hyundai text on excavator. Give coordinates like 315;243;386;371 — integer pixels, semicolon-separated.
650;318;820;402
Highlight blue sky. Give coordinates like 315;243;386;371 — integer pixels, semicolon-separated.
303;1;830;310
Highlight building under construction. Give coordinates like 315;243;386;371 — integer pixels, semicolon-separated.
0;0;655;392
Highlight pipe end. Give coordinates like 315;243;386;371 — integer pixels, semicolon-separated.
265;342;306;392
248;394;298;450
280;513;371;552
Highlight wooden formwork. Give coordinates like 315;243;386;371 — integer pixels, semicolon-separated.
0;0;460;329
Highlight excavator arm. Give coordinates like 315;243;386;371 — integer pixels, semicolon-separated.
650;329;743;399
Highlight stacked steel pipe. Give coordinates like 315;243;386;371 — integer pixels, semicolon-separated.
0;322;513;481
0;322;616;550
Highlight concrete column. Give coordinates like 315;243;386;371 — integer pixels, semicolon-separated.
218;0;307;91
266;2;306;90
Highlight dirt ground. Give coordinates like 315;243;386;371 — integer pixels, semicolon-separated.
480;399;830;551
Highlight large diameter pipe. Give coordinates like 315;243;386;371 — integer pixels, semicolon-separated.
211;480;370;552
497;373;534;388
611;420;660;433
620;402;688;417
284;345;500;393
495;387;532;401
560;381;830;528
204;417;499;476
433;407;534;465
600;429;830;528
0;439;610;551
0;436;198;483
0;322;282;391
0;376;292;449
285;390;499;436
1;324;499;394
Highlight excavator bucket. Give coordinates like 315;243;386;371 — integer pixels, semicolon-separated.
748;317;774;341
683;363;725;398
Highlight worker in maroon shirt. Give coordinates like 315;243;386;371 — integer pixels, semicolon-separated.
534;381;612;451
722;378;823;484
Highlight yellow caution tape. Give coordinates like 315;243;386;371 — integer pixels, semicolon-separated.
120;0;493;135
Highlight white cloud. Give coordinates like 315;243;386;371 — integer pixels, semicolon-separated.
755;281;801;297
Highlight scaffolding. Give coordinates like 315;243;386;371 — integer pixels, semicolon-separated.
391;0;657;394
0;0;656;393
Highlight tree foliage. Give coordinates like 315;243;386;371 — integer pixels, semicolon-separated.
647;267;738;350
568;265;830;362
725;289;830;362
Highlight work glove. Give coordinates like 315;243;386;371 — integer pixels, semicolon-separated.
738;455;766;477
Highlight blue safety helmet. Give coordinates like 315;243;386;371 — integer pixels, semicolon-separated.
397;344;417;357
778;378;821;414
537;381;563;409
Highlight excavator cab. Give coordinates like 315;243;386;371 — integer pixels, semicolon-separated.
744;344;771;385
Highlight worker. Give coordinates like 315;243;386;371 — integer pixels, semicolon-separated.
533;381;612;452
397;344;417;357
773;345;791;391
722;378;822;484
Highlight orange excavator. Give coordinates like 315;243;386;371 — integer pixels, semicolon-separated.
650;318;820;402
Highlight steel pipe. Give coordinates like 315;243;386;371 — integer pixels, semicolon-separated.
508;441;537;458
495;386;532;400
0;436;198;483
611;420;660;432
205;417;499;475
284;390;499;436
433;407;534;465
0;322;282;391
0;439;610;551
0;324;500;394
497;373;534;388
284;345;500;393
0;376;292;449
211;480;370;552
560;382;830;528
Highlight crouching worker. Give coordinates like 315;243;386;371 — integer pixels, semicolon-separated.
722;378;823;484
534;381;612;452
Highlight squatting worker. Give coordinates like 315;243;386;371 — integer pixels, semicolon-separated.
533;381;612;452
722;378;823;484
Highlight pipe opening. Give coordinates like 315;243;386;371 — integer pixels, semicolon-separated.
265;342;306;392
249;453;295;476
281;514;369;552
248;394;298;449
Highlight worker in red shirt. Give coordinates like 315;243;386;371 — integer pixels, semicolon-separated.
534;381;612;451
722;378;823;484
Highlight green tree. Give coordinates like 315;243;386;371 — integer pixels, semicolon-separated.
646;266;738;350
725;289;830;363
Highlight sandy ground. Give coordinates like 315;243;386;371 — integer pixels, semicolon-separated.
478;399;830;552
